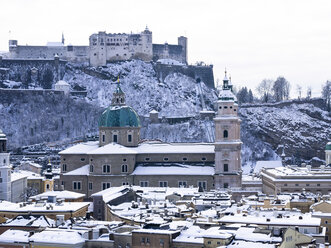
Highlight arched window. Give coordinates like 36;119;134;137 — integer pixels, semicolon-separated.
90;164;94;173
103;164;111;173
223;130;228;138
121;164;128;173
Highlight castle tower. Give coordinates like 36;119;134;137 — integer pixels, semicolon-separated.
0;129;11;201
140;26;153;60
98;81;141;147
214;71;242;189
178;36;188;64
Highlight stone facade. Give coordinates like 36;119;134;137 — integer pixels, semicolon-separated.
0;130;11;201
89;27;187;66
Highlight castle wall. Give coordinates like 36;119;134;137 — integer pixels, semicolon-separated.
9;44;89;62
154;63;215;88
0;58;66;88
153;44;186;64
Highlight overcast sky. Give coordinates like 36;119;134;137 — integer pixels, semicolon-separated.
1;0;330;97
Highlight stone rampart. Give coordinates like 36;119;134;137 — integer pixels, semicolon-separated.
154;63;214;88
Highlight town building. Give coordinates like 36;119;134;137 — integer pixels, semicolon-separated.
58;73;242;197
261;165;331;195
326;141;331;166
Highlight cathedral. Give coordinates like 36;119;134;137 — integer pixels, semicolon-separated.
58;73;242;197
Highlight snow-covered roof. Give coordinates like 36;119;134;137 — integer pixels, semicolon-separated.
46;42;64;47
136;142;215;154
59;141;99;155
0;201;89;213
4;215;55;227
55;80;69;86
219;213;321;227
30;229;86;245
59;141;215;156
254;160;282;174
0;229;30;243
30;190;85;200
12;170;43;180
173;225;204;244
87;143;138;155
132;164;214;175
218;89;237;102
11;171;28;182
63;164;90;176
91;186;131;203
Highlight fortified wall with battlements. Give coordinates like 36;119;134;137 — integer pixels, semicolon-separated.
7;27;188;67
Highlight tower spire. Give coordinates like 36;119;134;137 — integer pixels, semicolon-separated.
62;32;65;45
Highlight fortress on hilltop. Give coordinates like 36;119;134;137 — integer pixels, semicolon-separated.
8;27;188;67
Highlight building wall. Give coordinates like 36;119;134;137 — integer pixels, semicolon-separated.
133;174;214;190
0;153;11;201
11;177;27;203
99;127;140;147
132;232;174;248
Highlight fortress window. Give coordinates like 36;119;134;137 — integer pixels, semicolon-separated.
234;109;237;112
123;158;127;162
183;157;188;161
63;158;66;161
81;158;85;161
224;183;229;188
88;182;93;190
90;165;94;173
140;181;149;187
201;157;207;161
178;181;187;187
94;53;97;56
103;164;111;173
121;164;128;173
295;184;299;186
230;106;233;109
128;134;132;142
163;157;169;161
62;164;67;172
159;181;168;187
102;182;111;190
145;157;150;161
224;106;228;109
198;181;207;190
224;164;229;172
219;106;222;109
113;134;118;143
223;130;228;138
317;184;320;186
123;182;129;186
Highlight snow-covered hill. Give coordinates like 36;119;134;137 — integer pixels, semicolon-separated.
63;60;217;116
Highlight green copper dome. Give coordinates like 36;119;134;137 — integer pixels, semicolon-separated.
98;105;140;128
326;142;331;151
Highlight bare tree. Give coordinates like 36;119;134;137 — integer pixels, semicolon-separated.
296;84;302;99
306;86;312;99
273;76;290;102
322;81;331;112
256;79;273;102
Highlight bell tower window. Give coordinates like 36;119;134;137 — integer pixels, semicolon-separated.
223;130;228;138
128;134;132;142
224;164;228;172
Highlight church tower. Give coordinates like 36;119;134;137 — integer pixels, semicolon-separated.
0;129;11;201
98;81;141;147
214;71;242;189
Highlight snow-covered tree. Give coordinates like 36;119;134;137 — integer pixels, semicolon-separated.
322;81;331;112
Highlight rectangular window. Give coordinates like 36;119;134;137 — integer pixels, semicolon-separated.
113;134;118;143
224;183;229;188
103;164;111;173
198;181;207;190
73;181;81;190
140;181;149;187
0;178;2;183
102;134;105;142
159;181;168;187
178;181;187;187
102;182;111;190
128;134;132;142
224;164;228;172
88;182;93;191
62;164;67;172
